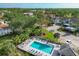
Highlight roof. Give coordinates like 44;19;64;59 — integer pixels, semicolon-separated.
60;47;76;56
59;44;76;56
0;21;9;29
64;27;76;32
71;18;79;23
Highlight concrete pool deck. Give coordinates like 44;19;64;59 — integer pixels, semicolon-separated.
17;37;60;56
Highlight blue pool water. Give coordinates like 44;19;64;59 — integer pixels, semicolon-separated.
30;41;54;54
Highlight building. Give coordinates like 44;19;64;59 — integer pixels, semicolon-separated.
62;18;71;24
64;26;77;32
24;12;33;16
59;44;76;56
71;18;79;23
0;20;9;29
0;20;12;36
53;17;62;25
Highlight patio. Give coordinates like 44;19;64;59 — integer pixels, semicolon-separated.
17;37;60;56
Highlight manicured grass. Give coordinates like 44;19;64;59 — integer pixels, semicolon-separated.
41;29;58;43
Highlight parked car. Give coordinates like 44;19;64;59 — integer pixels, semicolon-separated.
63;23;70;27
66;40;72;44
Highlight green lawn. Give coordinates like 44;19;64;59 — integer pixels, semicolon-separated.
41;29;58;43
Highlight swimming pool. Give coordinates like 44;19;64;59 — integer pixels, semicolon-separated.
30;41;54;54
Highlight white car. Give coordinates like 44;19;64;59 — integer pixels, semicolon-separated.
66;40;72;44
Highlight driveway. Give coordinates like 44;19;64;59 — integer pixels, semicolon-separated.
60;34;79;48
46;24;79;48
46;24;61;33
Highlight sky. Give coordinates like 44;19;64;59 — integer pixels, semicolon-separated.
0;3;79;8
